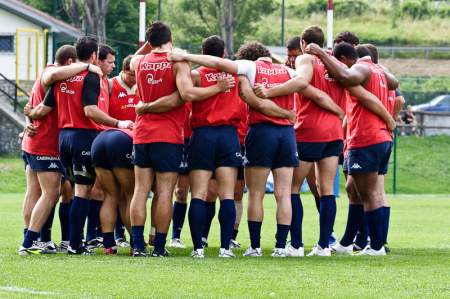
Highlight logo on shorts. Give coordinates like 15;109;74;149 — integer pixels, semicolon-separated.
350;163;363;170
81;151;91;156
48;162;59;169
146;73;163;85
126;154;132;160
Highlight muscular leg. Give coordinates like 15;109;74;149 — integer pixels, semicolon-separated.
188;170;212;250
23;166;41;231
245;167;270;249
130;166;154;251
172;175;189;240
203;178;218;243
153;171;178;254
305;167;321;212
272;167;293;249
59;180;73;243
114;168;134;234
86;181;104;242
215;166;237;250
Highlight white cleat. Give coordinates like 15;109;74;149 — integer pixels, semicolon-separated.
271;247;287;257
243;246;262;257
356;246;386;256
169;238;186;249
36;241;57;254
307;245;331;257
332;242;354;255
218;248;235;258
286;244;304;257
190;248;205;258
58;241;70;253
229;239;241;249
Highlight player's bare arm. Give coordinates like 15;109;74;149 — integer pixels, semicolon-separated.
169;50;239;74
394;94;406;120
41;63;103;89
238;76;296;123
135;91;183;115
174;61;235;102
348;85;396;131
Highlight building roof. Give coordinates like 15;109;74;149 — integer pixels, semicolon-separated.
0;0;81;38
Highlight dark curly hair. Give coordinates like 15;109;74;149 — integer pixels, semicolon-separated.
235;41;271;61
334;31;360;46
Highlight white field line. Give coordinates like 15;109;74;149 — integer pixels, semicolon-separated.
0;286;55;296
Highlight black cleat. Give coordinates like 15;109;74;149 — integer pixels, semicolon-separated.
132;248;148;257
67;246;94;255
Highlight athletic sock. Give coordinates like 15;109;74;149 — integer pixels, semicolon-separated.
275;224;290;249
40;204;56;242
330;196;337;236
188;198;206;250
218;199;236;250
314;196;321;213
354;214;369;249
382;206;391;245
366;207;384;251
103;232;115;249
22;230;40;248
171;202;187;239
248;220;262;249
318;195;336;249
290;194;303;249
114;208;126;241
69;196;90;250
59;201;71;241
23;228;28;240
154;232;168;254
131;226;145;251
203;201;216;240
340;204;364;246
86;200;102;242
232;229;239;240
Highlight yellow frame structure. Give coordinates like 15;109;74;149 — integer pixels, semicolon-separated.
15;28;39;86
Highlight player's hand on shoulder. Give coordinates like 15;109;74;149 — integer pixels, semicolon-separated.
304;43;322;56
254;83;268;98
168;48;188;62
24;123;38;137
23;103;32;116
88;64;103;77
217;75;235;92
117;120;134;130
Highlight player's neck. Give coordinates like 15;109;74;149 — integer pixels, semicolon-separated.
152;43;172;53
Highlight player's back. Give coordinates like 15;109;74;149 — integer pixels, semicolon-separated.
134;52;185;144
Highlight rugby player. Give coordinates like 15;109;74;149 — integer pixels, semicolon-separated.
305;40;399;256
19;45;104;255
169;40;339;257
129;22;235;257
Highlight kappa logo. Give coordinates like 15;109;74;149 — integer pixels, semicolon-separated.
146;73;163;85
257;66;287;76
205;72;227;82
118;92;127;98
350;163;363;170
141;61;171;71
48;162;59;169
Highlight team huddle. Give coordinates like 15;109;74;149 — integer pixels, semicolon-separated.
19;21;404;258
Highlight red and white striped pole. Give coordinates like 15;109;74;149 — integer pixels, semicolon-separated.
327;0;334;49
139;0;146;46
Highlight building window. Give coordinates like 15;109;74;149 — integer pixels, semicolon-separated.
0;35;14;53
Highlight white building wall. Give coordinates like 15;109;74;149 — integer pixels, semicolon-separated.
0;9;51;81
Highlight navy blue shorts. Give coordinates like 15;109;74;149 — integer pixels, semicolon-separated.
237;145;245;181
342;155;349;173
91;130;133;170
22;151;63;173
188;126;243;171
347;141;392;175
179;138;190;175
297;140;343;162
59;129;99;185
133;142;183;173
245;123;298;169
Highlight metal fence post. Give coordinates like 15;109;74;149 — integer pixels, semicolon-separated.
393;128;397;194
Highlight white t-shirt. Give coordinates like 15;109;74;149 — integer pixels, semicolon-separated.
236;58;296;87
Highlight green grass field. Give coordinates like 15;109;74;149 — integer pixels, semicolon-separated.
0;193;449;298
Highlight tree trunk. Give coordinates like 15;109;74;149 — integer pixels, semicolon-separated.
220;0;234;57
61;0;82;29
83;0;109;43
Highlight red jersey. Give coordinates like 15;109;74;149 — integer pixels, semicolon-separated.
296;55;347;142
134;52;185;144
183;102;192;139
22;66;60;156
250;60;294;126
191;67;241;128
53;70;102;130
109;75;139;121
347;58;392;149
387;89;396;116
237;100;248;145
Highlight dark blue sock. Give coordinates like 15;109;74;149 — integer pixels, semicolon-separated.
290;194;303;249
40;204;56;242
275;224;290;248
172;202;187;239
114;209;126;240
248;221;262;249
22;230;40;248
69;196;90;250
340;204;364;246
218;199;236;250
59;201;71;241
103;232;115;249
86;200;102;241
318;195;336;249
154;232;168;254
382;206;391;245
355;213;369;249
188;198;207;250
366;207;384;250
203;201;216;240
330;196;337;234
232;229;238;240
131;226;145;251
314;196;320;213
23;228;28;240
